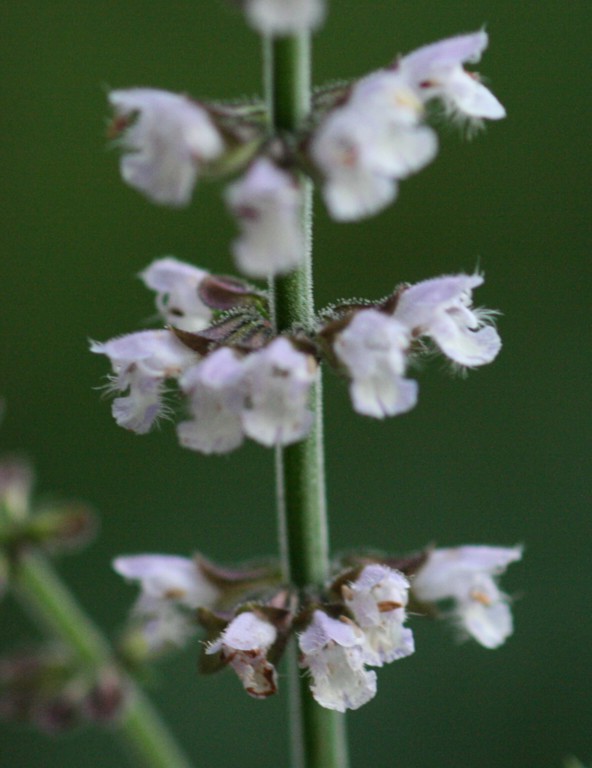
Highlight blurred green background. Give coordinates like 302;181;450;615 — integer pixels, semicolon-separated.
1;0;590;766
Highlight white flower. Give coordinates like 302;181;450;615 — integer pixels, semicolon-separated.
400;31;506;121
299;610;377;712
343;564;414;666
240;338;316;447
334;309;418;418
350;69;438;178
140;257;212;332
207;612;278;699
109;88;224;206
113;554;220;609
243;0;325;35
393;273;502;367
310;104;399;221
129;597;197;653
177;348;246;455
90;330;196;433
225;158;304;278
412;546;522;648
310;72;437;221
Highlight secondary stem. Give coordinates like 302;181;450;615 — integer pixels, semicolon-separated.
14;551;194;768
265;33;349;768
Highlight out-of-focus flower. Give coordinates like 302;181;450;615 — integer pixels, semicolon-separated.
90;330;196;434
114;554;220;655
226;158;304;278
298;610;377;712
310;105;401;221
394;273;501;367
109;88;224;206
206;611;278;698
412;545;522;648
140;257;212;332
177;348;246;455
241;0;325;36
333;309;417;418
0;458;34;521
309;31;504;221
113;554;220;609
343;564;414;666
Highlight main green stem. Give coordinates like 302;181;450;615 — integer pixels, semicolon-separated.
14;551;194;768
265;34;349;768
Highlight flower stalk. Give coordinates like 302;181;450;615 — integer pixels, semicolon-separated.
265;33;349;768
13;550;194;768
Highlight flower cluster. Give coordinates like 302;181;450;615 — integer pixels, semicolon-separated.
112;545;520;711
107;32;504;277
92;257;500;451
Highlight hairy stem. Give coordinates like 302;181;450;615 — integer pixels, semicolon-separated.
264;33;349;768
14;551;194;768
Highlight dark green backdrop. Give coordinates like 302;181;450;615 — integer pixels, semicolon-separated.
1;1;590;766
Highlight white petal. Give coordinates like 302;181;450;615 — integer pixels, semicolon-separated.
323;171;397;221
430;314;501;366
298;611;376;712
177;349;246;455
113;554;219;608
402;32;489;77
217;612;277;653
241;338;315;447
91;330;196;382
226;158;303;278
140;257;211;332
446;70;506;120
304;644;377;712
109;88;223;206
335;310;417;418
461;599;513;649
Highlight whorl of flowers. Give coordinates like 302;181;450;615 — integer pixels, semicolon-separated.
92;257;500;452
109;547;520;710
107;31;504;273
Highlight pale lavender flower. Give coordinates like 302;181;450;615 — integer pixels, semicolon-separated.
400;31;506;121
140;257;212;332
113;554;219;609
240;338;316;447
90;330;197;433
393;274;502;367
350;69;439;178
310;104;400;221
177;348;246;455
207;612;278;698
109;88;224;206
243;0;325;35
343;564;414;667
129;597;197;653
310;72;436;221
412;546;522;648
333;309;418;418
225;158;304;278
114;554;219;654
299;610;377;712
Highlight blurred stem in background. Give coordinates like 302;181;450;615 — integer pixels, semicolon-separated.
14;551;194;768
265;33;350;768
